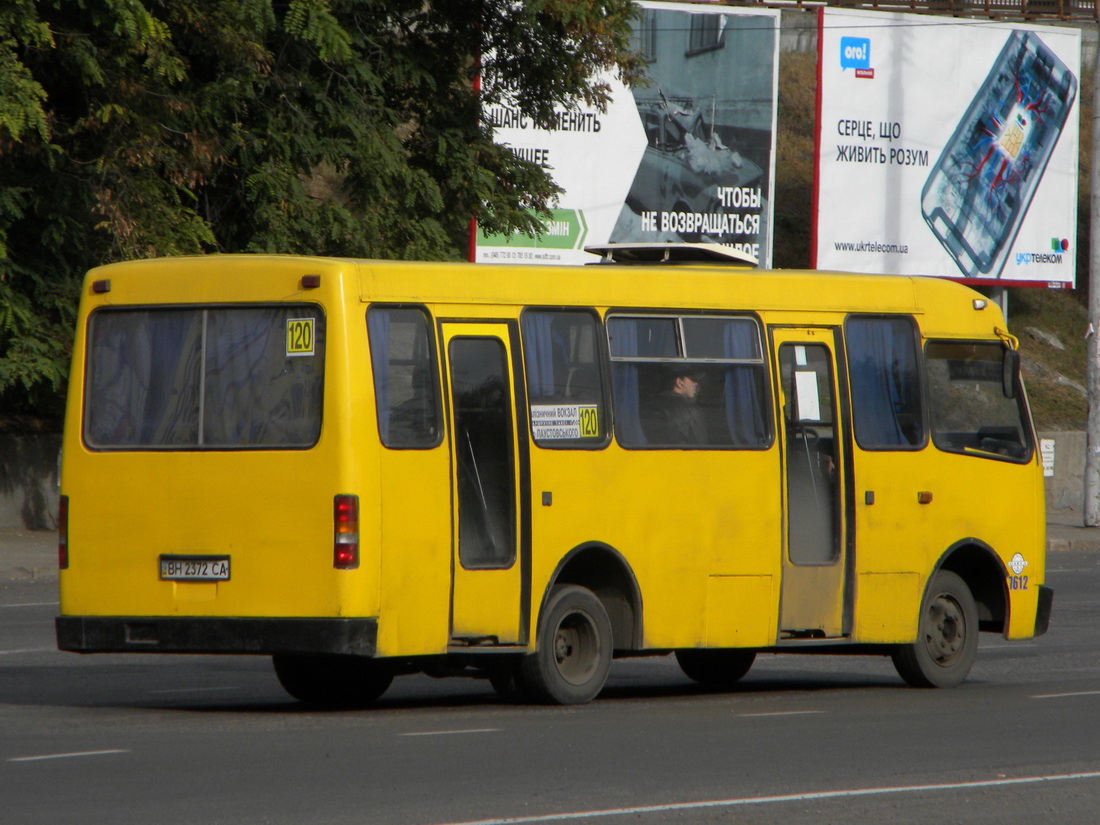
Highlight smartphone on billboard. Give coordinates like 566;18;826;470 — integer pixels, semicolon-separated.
921;31;1076;279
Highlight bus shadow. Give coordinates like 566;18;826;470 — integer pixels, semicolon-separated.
0;655;914;714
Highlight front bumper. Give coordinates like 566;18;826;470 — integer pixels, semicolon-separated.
1034;585;1054;637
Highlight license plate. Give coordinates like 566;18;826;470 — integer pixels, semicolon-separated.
159;555;231;582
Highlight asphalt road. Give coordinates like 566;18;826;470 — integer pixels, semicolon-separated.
2;551;1099;825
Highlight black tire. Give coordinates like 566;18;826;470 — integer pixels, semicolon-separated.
892;570;978;688
272;654;394;708
487;660;530;704
675;649;756;688
519;585;613;705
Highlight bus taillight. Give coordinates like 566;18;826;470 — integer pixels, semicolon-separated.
334;495;359;569
58;495;69;570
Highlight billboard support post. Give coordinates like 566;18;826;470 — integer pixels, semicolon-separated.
1085;40;1100;526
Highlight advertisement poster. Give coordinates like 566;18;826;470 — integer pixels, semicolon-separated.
476;2;780;267
814;9;1080;287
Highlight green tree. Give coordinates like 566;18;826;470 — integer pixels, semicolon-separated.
0;0;642;426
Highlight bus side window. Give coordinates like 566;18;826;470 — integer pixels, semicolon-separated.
367;306;442;448
608;314;769;449
521;309;609;447
845;316;925;449
925;340;1032;461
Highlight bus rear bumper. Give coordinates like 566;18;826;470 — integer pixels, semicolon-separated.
56;616;378;657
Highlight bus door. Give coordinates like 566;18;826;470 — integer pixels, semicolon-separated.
441;322;528;646
771;328;850;638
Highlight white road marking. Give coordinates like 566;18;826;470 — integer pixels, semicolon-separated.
737;710;825;718
0;647;54;656
0;601;59;608
426;771;1100;825
401;728;502;737
1031;690;1100;699
9;749;129;763
148;686;240;695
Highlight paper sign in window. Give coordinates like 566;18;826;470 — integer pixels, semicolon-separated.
794;370;821;421
531;404;600;439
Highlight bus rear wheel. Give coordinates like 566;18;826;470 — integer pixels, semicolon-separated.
272;654;394;707
520;585;612;705
675;649;756;688
892;570;978;688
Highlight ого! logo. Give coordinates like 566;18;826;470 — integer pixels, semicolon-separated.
840;37;873;78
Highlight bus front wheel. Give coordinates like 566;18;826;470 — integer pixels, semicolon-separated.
520;585;612;705
892;570;978;688
272;654;393;707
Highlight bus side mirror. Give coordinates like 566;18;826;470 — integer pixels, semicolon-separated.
1002;348;1019;399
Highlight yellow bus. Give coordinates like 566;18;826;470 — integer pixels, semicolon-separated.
56;245;1050;706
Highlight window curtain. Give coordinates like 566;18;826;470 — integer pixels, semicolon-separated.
521;313;556;399
723;321;767;446
847;318;920;447
86;310;202;447
204;308;323;446
610;320;645;445
367;309;392;443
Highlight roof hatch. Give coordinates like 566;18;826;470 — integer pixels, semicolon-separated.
583;243;757;267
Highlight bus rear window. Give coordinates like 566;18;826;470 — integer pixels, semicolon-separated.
926;340;1031;461
85;306;325;449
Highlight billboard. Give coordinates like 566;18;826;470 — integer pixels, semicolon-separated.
476;2;780;267
814;9;1081;287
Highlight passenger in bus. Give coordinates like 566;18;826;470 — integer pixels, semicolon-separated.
645;367;707;445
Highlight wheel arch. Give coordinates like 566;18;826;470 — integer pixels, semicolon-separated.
539;542;643;652
934;538;1008;634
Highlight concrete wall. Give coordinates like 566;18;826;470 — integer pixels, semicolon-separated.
1039;430;1086;513
0;432;1087;531
0;435;61;530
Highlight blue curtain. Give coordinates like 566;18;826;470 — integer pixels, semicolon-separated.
521;313;557;399
204;308;324;446
609;320;646;445
87;310;202;447
723;321;767;446
367;308;392;443
847;318;921;447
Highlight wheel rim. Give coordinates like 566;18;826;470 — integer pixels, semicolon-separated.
552;609;601;686
923;592;967;667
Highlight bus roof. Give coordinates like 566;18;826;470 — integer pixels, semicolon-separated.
83;254;1001;336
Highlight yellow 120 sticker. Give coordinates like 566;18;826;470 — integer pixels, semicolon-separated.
578;405;599;437
286;318;315;357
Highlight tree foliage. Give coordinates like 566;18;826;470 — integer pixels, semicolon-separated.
0;0;642;425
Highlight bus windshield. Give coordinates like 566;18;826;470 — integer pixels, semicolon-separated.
925;340;1031;461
